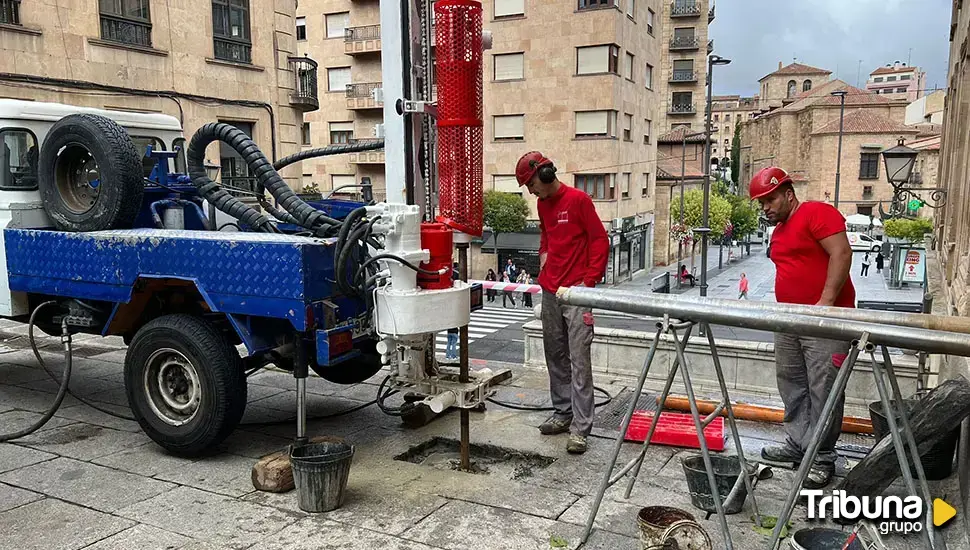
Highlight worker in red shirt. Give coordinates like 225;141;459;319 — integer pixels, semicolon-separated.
750;167;854;489
515;151;609;454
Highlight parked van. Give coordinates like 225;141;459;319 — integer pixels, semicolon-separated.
846;232;882;252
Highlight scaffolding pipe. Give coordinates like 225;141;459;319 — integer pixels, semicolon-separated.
557;287;970;357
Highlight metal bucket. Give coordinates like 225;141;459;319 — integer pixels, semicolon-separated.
637;506;711;550
789;527;864;550
290;441;354;513
681;455;748;515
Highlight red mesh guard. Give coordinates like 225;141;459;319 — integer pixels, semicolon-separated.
434;0;484;237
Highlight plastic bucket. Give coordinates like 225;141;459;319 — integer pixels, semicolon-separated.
868;399;958;480
637;506;710;550
789;527;863;549
681;455;747;515
290;442;354;513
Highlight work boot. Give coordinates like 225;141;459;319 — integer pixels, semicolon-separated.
566;434;588;454
539;416;572;435
760;443;803;465
804;462;835;489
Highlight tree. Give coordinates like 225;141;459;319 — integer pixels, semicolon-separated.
884;217;933;244
730;122;742;186
669;189;732;270
483;191;530;272
726;193;759;245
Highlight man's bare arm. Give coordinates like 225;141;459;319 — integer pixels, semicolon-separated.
540;252;547;270
817;232;853;306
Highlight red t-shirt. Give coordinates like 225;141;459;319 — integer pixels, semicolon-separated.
769;201;855;308
537;185;610;293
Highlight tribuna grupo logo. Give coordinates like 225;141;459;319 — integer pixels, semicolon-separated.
802;490;924;535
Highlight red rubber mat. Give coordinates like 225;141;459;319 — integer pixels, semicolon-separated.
624;411;726;451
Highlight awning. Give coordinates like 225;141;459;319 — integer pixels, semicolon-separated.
481;231;541;253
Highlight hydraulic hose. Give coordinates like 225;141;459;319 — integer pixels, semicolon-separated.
272;141;385;172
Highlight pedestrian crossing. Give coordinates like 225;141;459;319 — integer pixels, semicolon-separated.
435;305;536;352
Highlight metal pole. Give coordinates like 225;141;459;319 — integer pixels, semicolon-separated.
457;241;470;470
678;133;687;287
701;56;713;298
834;92;846;210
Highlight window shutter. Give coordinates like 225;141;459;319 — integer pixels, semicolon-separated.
494;115;524;139
625;52;634;79
494;53;524;80
326;12;349;38
576;111;608;135
330;121;354;132
328;67;351;91
494;0;524;17
493;175;520;193
577;45;609;74
332;174;357;188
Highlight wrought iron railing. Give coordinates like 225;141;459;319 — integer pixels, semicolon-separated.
707;39;714;53
288;56;318;105
100;13;152;47
0;0;20;25
214;37;252;64
670;70;696;82
668;103;696;114
669;36;699;50
346;82;381;99
670;1;700;16
708;3;716;22
345;24;380;41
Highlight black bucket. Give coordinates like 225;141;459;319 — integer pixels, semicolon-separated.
680;455;747;515
290;441;354;513
868;399;958;480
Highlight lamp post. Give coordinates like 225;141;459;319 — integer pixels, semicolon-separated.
204;160;221;230
699;53;731;299
677;130;708;288
831;90;848;211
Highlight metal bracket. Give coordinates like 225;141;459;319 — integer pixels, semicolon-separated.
395;98;438;118
392;367;512;409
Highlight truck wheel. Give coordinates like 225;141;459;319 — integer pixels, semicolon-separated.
124;314;246;457
39;114;144;232
310;340;384;384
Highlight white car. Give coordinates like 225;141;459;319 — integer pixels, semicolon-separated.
847;232;882;252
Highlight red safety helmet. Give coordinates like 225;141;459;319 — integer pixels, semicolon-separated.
515;151;553;186
749;167;793;200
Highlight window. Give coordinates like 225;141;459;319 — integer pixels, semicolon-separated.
494;0;524;18
0;0;20;25
623;52;635;81
900;74;911;81
712;147;718;156
130;136;164;178
672;59;692;81
874;77;883;82
787;80;797;98
0;129;38;190
643;118;651;144
646;8;654;34
575;110;616;138
301;122;311;145
494;52;524;81
575;174;614;199
802;79;812;92
99;0;152;47
644;63;653;88
725;113;731;122
494;114;525;141
857;205;873;217
493;174;521;194
863;185;874;198
329;121;354;144
859;153;880;179
326;12;349;39
621;173;631;198
212;0;251;63
626;0;635;19
896;88;907;93
296;16;306;41
641;173;650;197
327;66;351;92
672;91;692;109
623;113;633;141
217;121;256;195
724;125;730;134
713;114;719;122
724;138;729;146
578;0;614;10
887;75;897;82
577;44;619;75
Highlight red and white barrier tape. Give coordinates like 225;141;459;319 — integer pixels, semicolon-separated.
473;280;542;294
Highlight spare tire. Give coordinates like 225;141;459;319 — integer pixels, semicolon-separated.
39;114;144;232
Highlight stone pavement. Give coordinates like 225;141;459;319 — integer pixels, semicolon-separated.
0;326;952;550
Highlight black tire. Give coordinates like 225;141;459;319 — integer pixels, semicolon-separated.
39;113;144;232
310;339;384;384
124;314;246;457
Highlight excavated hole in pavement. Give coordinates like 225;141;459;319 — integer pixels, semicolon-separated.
394;436;557;480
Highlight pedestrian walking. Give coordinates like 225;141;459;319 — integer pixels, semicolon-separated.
485;268;497;302
875;251;884;274
738;272;749;300
861;252;871;277
504;258;518;282
501;272;516;308
516;151;608;454
750;167;854;489
522;270;534;309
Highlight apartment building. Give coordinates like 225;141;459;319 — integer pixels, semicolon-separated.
866;61;926;102
0;0;313;190
656;0;714;135
298;0;662;283
709;94;756;161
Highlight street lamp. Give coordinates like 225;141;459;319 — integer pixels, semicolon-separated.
831;90;848;211
203;160;222;230
700;53;731;299
882;138;918;185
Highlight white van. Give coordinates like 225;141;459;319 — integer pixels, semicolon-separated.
846;232;881;252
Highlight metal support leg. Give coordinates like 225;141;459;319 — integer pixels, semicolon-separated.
768;336;864;549
580;326;663;544
870;348;935;549
294;338;309;446
457;242;470;471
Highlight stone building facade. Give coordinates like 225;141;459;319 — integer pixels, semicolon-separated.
652;126;706;267
656;0;713;135
757;62;831;112
710;94;757;161
0;0;313;189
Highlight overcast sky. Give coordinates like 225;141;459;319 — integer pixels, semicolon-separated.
710;0;952;97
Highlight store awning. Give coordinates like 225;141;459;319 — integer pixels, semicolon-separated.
481;231;541;253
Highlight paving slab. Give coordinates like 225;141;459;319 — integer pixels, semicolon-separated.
53;402;140;432
214;430;293;459
79;524;192;550
0;362;49;385
0;443;56;474
117;486;300;549
21;375;122;397
84;350;128;365
154;453;256;498
0;482;42;513
92;441;196;477
0;498;133;550
17;423;150;461
0;409;77;435
0;457;175;513
250;518;443;550
0;383;80;412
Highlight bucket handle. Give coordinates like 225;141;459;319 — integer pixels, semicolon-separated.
659;519;712;550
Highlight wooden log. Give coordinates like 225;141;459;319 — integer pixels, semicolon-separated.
251;436;345;493
836;378;970;497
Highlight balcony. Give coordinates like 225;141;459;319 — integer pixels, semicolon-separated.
708;3;715;22
670;1;701;17
669;70;697;84
707;39;714;54
288;56;319;113
348;139;385;164
346;82;383;110
669;36;700;51
345;25;381;56
100;13;152;48
668;103;696;115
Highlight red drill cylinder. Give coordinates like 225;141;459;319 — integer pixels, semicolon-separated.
417;222;454;290
434;0;484;237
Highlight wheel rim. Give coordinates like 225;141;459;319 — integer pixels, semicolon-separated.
54;143;102;214
144;348;202;426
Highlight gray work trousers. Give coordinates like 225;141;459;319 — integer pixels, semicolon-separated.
540;290;595;436
774;333;850;465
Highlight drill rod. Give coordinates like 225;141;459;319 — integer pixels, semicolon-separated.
457;242;470;470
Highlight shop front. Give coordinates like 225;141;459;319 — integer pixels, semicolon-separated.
606;215;652;284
